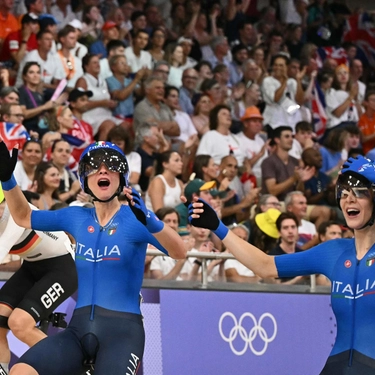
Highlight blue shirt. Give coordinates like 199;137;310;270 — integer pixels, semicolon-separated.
89;40;107;58
179;87;194;115
320;146;342;174
106;76;135;117
276;239;375;364
31;206;167;314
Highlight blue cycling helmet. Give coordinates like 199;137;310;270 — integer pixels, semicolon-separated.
336;155;375;227
78;141;129;202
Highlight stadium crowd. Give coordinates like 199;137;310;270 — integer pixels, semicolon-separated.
0;0;372;284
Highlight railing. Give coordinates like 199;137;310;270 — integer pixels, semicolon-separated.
146;249;317;290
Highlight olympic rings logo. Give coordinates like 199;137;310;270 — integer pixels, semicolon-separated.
218;312;277;356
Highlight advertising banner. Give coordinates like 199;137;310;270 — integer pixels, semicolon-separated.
160;290;335;375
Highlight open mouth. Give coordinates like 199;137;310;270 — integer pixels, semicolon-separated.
98;179;110;187
347;209;360;217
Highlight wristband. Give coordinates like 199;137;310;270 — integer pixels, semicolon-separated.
194;259;202;266
146;210;164;233
21;40;27;44
214;221;229;240
1;175;17;191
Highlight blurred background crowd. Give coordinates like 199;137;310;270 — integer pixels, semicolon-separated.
0;0;373;284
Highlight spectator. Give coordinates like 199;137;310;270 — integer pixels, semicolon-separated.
232;82;262;121
16;30;66;91
174;178;222;227
358;90;375;156
135;123;170;192
18;62;66;134
0;86;19;104
241;58;261;87
164;42;184;88
32;161;62;210
164;86;198;155
106;6;131;43
13;138;43;190
200;78;223;106
194;60;213;90
224;224;260;283
229;43;248;86
133;76;180;137
67;88;94;162
207;36;230;69
217;154;259;225
212;63;231;102
325;64;361;136
261;126;313;201
191;93;213;137
90;21;120;58
38;15;58;53
125;29;153;73
267;212;305;285
178;37;197;70
284;191;318;249
289;121;316;160
129;10;147;39
0;13;39;66
41;104;75;154
179;68;199;115
106;54;148;124
75;54;125;140
0;0;19;50
261;54;304;132
99;40;127;80
350;59;366;104
49;139;82;203
285;24;304;60
81;5;103;44
302;147;336;208
148;28;166;63
236;106;268;185
68;19;88;60
51;0;76;30
107;126;142;188
149;207;188;280
192;154;219;182
197;104;245;167
249;207;281;253
152;60;170;83
252;194;282;218
145;150;184;212
56;25;84;88
318;220;343;243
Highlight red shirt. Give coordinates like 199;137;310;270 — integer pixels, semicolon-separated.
0;30;37;62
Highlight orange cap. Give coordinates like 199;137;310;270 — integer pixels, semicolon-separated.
241;106;264;121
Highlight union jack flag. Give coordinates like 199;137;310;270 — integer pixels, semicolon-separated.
0;122;30;150
317;47;348;67
344;12;375;67
311;82;327;140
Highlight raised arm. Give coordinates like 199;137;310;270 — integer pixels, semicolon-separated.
188;198;278;279
0;140;32;228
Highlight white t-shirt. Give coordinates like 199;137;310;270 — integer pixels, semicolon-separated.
126;151;142;175
357;80;366;104
236;132;268;180
261;76;302;131
289;138;303;160
224;259;255;277
325;88;359;129
167;66;183;88
14;161;33;190
197;130;245;167
279;0;303;24
172;110;197;143
99;58;112;80
150;254;182;280
297;219;316;248
125;47;152;73
16;50;66;87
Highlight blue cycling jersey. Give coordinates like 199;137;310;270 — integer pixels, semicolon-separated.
31;205;167;315
275;238;375;367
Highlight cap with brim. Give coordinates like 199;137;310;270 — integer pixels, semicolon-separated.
68;19;83;30
255;208;281;238
68;88;93;102
241;106;264;121
102;21;117;31
39;14;58;26
22;13;39;24
184;179;217;201
178;226;190;236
